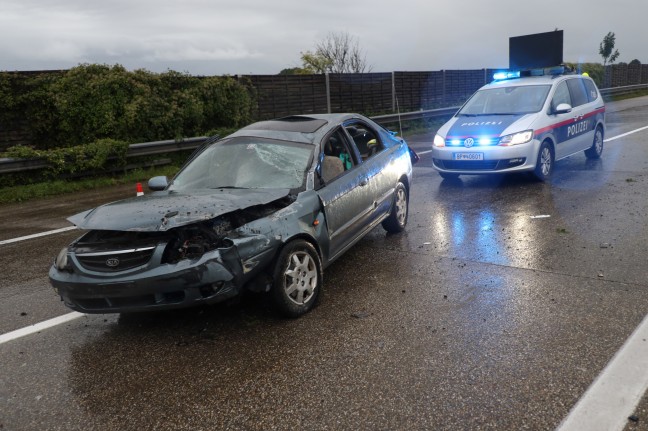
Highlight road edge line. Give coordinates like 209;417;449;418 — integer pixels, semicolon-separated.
556;312;648;431
0;226;77;246
0;312;85;345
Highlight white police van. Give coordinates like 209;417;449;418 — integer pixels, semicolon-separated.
431;67;606;181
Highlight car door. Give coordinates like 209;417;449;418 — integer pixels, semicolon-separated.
343;120;396;227
316;128;373;260
564;77;596;154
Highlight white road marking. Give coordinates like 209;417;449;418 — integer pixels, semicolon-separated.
0;312;84;344
556;313;648;431
417;149;433;155
604;125;648;142
0;226;76;246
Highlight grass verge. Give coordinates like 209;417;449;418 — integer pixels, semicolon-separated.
0;165;180;204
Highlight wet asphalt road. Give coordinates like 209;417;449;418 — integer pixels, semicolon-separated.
1;98;648;430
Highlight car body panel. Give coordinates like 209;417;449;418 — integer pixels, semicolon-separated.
49;113;414;314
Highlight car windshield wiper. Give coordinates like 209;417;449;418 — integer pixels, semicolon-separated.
211;186;248;189
485;112;520;116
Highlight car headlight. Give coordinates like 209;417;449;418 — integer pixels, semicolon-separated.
433;134;446;147
499;130;533;146
55;247;71;271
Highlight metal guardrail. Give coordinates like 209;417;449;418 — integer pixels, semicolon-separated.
1;84;646;175
600;83;648;98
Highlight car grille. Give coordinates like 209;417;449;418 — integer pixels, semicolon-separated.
435;160;500;170
76;247;156;273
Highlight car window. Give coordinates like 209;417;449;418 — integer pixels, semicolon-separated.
170;137;312;190
458;85;551;116
320;128;358;184
550;81;572;110
566;78;589;107
583;79;600;102
345;122;383;161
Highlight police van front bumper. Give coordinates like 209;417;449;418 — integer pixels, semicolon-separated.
431;141;540;174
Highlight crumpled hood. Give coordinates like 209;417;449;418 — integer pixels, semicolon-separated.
68;188;291;231
442;114;535;139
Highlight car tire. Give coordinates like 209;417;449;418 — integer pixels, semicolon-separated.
584;126;604;159
439;172;460;180
270;240;322;318
382;182;408;233
534;141;554;181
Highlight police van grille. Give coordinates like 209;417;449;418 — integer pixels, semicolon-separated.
435;159;499;170
76;248;155;273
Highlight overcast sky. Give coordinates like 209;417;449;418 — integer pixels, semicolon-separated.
1;0;645;75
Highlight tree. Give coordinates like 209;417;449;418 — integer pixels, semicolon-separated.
599;32;620;66
301;31;372;74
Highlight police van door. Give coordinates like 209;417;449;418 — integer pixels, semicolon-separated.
562;78;596;156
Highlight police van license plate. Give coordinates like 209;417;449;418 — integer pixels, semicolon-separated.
454;153;484;161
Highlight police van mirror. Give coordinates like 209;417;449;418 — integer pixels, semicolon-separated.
554;103;572;114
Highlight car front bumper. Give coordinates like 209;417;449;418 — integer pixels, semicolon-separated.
49;242;275;313
431;140;541;175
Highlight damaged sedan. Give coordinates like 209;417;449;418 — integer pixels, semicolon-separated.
49;114;416;317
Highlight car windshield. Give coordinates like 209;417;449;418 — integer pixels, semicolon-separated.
458;84;551;116
170;136;313;191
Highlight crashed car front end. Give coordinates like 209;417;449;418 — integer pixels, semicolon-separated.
49;222;281;313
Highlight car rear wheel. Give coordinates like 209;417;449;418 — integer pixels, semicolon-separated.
534;141;554;181
584;126;604;159
271;240;322;317
382;182;408;233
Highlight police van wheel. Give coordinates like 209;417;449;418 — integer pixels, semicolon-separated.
534;141;554;181
585;127;604;159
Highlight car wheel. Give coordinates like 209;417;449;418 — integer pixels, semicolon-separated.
439;172;460;180
534;141;554;181
382;182;408;233
584;126;604;159
271;240;322;318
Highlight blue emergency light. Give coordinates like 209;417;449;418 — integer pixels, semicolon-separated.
493;71;520;81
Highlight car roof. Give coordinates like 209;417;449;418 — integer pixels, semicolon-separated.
482;74;588;90
229;113;371;145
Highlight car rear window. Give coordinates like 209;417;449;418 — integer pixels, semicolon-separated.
566;78;589;107
583;79;600;102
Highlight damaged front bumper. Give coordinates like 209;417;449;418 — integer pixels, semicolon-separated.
49;238;277;314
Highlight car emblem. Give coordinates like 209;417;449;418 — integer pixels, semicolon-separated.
106;257;120;267
464;138;474;148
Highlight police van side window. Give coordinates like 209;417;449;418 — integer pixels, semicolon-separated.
566;78;589;107
583;79;599;102
551;81;571;111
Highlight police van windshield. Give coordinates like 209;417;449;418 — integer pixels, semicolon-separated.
458;85;551;116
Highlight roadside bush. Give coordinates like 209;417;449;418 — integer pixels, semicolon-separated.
5;138;129;177
0;64;255;150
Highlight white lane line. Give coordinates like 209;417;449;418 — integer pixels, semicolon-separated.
0;226;77;246
0;312;84;345
417;149;433;155
556;313;648;431
604;125;648;142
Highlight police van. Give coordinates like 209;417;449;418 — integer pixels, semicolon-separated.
431;67;606;181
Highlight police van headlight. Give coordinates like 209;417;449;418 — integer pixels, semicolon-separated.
499;130;533;146
433;134;446;147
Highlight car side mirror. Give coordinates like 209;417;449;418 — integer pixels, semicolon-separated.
554;103;572;114
148;176;168;191
408;147;420;165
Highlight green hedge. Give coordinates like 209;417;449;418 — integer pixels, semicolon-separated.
0;64;255;150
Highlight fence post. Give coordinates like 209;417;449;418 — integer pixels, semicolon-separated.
391;72;396;112
442;70;446;105
325;72;331;113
